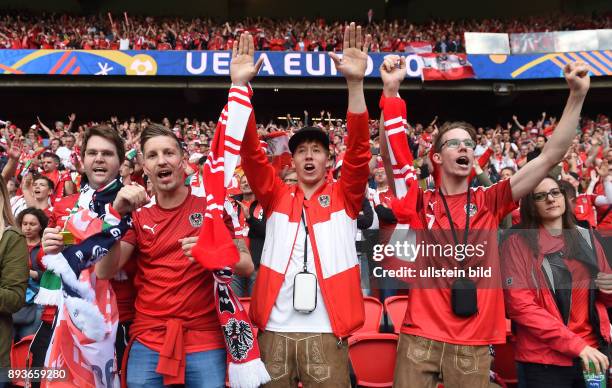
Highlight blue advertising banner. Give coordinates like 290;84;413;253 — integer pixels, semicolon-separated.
467;51;612;79
0;50;425;78
0;49;609;79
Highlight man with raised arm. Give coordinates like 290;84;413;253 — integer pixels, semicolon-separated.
377;55;593;387
232;25;372;387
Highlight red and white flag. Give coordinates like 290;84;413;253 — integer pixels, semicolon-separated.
420;53;475;81
263;131;292;173
43;270;119;388
405;41;433;53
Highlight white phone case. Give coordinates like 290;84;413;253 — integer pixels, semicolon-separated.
293;272;317;313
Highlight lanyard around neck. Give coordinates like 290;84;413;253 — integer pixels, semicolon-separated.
438;187;471;247
301;210;309;273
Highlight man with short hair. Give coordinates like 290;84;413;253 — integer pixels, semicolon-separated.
96;123;254;387
10;174;54;218
40;151;74;201
119;159;135;186
232;24;372;386
527;134;547;161
379;56;595;387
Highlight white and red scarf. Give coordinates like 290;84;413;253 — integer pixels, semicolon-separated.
380;94;424;272
191;85;270;388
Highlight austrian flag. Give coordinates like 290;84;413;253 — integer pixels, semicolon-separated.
420;53;475;81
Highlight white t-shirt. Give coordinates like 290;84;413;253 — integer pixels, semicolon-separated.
265;216;333;333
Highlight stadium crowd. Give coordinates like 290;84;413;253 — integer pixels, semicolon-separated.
0;11;610;52
0;25;611;388
2;108;611;220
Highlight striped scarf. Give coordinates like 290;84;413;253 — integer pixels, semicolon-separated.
191;85;270;388
380;94;424;272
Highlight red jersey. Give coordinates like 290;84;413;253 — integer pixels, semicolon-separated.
394;179;518;345
122;189;227;354
43;169;71;204
377;189;396;230
575;194;597;226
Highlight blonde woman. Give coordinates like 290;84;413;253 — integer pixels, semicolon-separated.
0;174;29;375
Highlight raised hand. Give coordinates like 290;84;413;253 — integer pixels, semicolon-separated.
329;22;372;83
380;54;406;96
230;32;264;87
564;62;590;97
7;137;22;160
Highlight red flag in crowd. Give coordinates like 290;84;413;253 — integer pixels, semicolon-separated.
405;41;433;53
420;53;475;81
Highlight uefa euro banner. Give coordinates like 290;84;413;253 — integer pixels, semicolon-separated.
0;49;472;80
0;49;609;80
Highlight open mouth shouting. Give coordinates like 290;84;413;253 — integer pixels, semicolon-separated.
303;163;316;173
455;156;470;169
157;169;173;182
93;167;108;176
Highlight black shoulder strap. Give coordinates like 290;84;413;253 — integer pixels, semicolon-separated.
249;200;259;219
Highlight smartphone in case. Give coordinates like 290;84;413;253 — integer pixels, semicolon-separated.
293;271;317;313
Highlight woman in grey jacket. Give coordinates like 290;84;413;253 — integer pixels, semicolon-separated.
0;175;29;376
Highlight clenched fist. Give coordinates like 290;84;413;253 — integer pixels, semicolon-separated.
564;61;590;97
42;227;64;255
112;183;149;217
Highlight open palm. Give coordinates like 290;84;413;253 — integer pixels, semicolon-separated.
230;32;264;86
329;23;371;83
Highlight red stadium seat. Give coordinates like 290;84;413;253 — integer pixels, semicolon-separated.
354;296;383;334
384;295;409;333
348;333;398;387
492;342;518;386
10;334;34;387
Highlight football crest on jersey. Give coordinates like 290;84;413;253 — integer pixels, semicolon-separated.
318;195;330;208
189;212;203;227
465;203;477;217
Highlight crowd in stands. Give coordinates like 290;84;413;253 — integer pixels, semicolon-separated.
0;11;610;52
2;109;610;234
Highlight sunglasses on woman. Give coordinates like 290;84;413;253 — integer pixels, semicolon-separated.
532;188;563;202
